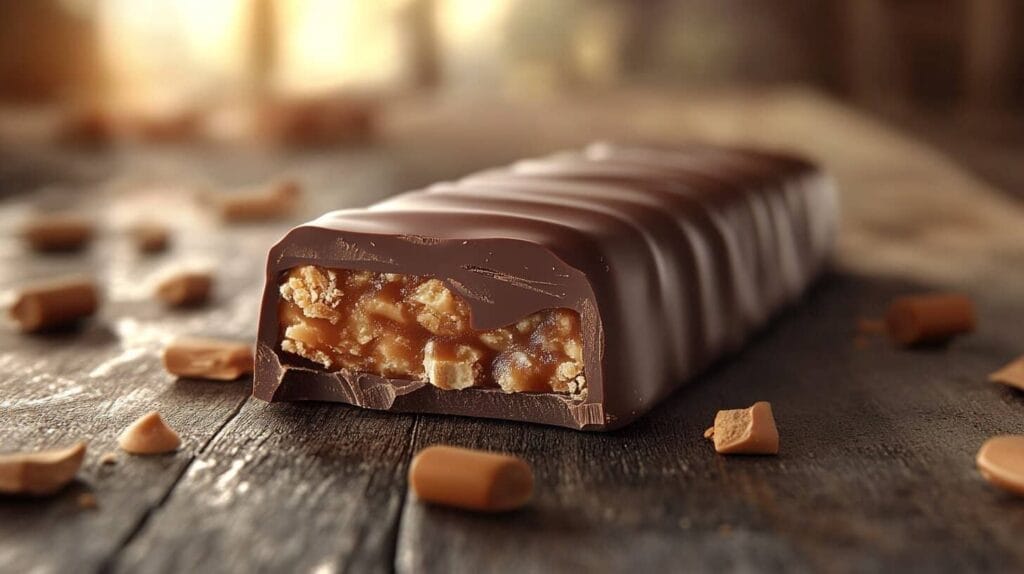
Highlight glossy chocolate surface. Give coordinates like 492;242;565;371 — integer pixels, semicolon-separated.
254;143;838;430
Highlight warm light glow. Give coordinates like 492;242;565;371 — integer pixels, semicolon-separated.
275;0;403;94
435;0;511;91
438;0;510;43
98;0;412;108
178;0;249;75
98;0;248;110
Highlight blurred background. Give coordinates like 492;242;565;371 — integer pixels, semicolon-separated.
0;0;1022;193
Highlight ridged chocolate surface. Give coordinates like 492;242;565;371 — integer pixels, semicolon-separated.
254;143;838;430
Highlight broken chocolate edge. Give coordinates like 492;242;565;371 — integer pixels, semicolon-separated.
253;226;612;431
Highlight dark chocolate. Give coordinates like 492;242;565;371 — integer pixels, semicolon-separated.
254;143;838;430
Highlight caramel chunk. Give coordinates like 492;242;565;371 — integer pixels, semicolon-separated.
130;222;171;254
121;108;200;143
409;445;534;512
156;271;213;307
989;356;1024;392
856;318;886;335
423;342;482;390
9;277;99;333
118;411;181;455
976;435;1024;497
256;96;376;147
279;266;344;324
162;337;254;381
57;106;114;147
214;180;302;222
278;266;586;396
710;401;779;455
77;492;99;509
411;279;465;335
885;293;975;346
0;442;86;496
20;214;94;252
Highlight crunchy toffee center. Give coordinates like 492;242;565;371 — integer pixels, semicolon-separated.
277;266;586;396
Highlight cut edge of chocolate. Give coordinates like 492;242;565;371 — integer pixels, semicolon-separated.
254;340;607;430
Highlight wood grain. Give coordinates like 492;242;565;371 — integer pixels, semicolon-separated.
112;402;415;573
0;148;399;572
1;91;1023;573
0;183;266;572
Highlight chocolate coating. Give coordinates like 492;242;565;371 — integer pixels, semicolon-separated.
254;143;838;430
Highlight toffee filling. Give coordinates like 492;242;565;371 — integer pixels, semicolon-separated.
278;265;586;396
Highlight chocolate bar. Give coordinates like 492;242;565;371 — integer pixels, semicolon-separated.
254;142;838;430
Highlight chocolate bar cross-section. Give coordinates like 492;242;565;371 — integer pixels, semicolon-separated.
254;143;838;430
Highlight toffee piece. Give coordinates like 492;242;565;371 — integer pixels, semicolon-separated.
118;412;181;455
885;293;975;346
409;446;533;512
989;356;1024;392
214;180;301;223
130;222;171;253
9;277;99;332
708;401;780;455
0;442;86;496
977;435;1024;497
156;271;213;307
20;214;94;252
163;337;254;381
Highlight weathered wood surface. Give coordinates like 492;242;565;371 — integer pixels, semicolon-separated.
2;90;1024;573
0;150;399;573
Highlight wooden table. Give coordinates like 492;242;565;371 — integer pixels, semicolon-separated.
3;90;1024;573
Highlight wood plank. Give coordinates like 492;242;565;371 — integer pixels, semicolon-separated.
111;401;416;573
0;313;250;573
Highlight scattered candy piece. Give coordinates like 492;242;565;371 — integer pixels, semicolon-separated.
977;435;1024;497
9;277;99;333
885;293;974;346
0;442;87;496
156;271;213;308
709;401;779;455
989;356;1024;392
118;411;181;455
162;337;254;381
409;445;533;512
20;214;94;252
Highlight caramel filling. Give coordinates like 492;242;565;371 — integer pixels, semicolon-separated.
277;266;586;396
